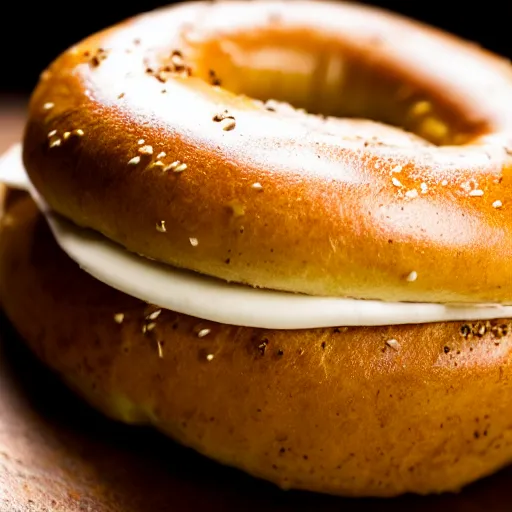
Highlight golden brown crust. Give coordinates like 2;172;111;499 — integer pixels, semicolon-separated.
22;0;512;302
3;192;512;497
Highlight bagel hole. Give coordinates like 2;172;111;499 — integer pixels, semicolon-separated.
187;30;487;146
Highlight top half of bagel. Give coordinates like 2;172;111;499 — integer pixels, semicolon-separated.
21;0;512;303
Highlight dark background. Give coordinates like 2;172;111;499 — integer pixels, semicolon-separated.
1;0;511;94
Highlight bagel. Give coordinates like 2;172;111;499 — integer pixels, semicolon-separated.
4;0;512;500
22;0;512;303
2;190;512;498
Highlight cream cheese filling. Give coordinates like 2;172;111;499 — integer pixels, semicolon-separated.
2;143;511;329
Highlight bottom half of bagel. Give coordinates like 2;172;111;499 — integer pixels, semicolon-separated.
1;190;512;498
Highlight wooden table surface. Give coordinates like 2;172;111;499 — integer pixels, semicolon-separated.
1;98;512;511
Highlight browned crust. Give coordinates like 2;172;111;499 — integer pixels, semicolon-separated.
21;0;512;303
2;192;512;497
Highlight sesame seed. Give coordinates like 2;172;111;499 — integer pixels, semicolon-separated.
147;309;161;320
406;271;418;282
118;92;125;99
405;189;418;199
391;165;402;173
221;118;236;131
49;139;61;148
156;220;166;233
469;189;484;197
128;156;141;165
137;139;145;145
150;161;165;169
154;70;170;83
493;200;503;208
392;177;402;187
213;111;229;121
206;353;215;361
189;237;198;247
165;161;187;172
146;322;156;332
171;53;185;69
441;180;448;186
157;340;164;358
63;129;84;140
138;145;153;155
213;111;236;131
252;182;263;190
386;339;400;351
157;152;166;159
198;328;211;338
47;130;57;138
114;313;125;324
420;183;428;193
43;102;55;111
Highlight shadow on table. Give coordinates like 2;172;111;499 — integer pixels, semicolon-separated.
0;312;511;511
